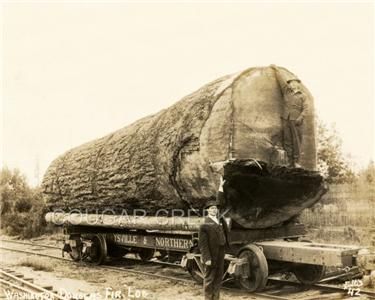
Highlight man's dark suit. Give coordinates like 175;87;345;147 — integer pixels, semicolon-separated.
198;216;229;300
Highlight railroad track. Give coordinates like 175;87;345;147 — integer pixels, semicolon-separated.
0;267;65;300
1;239;374;299
0;238;182;268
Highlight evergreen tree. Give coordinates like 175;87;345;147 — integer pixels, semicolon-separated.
317;120;356;184
0;167;47;238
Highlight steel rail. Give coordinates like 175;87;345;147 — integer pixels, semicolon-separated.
0;246;194;284
268;278;375;299
0;278;39;294
0;268;65;300
0;238;61;249
0;238;190;268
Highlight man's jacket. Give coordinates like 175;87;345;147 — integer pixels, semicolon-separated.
281;92;307;121
198;216;229;264
272;66;308;121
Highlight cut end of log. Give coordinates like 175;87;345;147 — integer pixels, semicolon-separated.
221;159;327;228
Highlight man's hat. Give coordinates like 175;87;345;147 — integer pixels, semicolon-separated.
205;200;220;209
286;78;301;84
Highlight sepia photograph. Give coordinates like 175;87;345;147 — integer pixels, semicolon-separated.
1;1;374;299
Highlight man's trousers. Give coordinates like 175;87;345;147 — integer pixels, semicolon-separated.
203;246;225;300
282;119;303;165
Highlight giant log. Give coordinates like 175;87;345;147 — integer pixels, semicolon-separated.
42;65;326;229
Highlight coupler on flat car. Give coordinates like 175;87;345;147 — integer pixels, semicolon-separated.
62;233;107;265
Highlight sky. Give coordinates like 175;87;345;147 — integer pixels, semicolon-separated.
1;2;374;186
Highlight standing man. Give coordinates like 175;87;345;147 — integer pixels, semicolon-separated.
271;65;308;168
199;191;229;300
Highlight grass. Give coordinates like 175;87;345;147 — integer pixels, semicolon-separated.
300;182;375;247
18;257;55;272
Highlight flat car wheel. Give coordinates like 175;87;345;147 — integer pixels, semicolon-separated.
86;234;107;265
237;244;268;292
293;264;325;285
187;256;204;284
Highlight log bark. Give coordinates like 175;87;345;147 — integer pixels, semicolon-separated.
42;65;323;229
